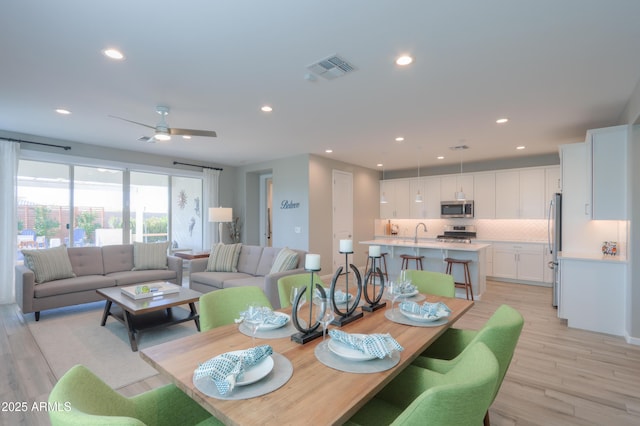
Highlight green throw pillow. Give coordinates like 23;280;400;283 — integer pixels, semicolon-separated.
270;247;299;274
22;245;76;284
132;241;170;271
206;243;242;272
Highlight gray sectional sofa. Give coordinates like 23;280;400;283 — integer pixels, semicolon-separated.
189;245;306;309
16;244;183;321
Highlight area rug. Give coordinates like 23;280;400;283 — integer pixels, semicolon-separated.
26;301;199;389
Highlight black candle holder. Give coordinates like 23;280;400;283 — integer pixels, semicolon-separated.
291;269;323;344
362;255;386;312
329;250;364;326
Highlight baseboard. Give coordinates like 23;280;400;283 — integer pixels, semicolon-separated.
625;333;640;346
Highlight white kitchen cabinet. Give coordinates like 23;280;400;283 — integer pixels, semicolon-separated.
380;179;411;218
491;243;544;283
559;257;625;336
495;168;545;219
424;177;441;219
473;172;496;219
560;143;592;253
586;125;628;220
440;174;474;202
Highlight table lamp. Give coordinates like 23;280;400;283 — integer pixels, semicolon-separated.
208;207;233;244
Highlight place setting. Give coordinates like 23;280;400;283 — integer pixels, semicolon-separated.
314;329;404;373
385;299;452;327
236;303;298;340
192;344;293;400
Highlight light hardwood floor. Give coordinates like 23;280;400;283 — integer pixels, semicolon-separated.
2;280;640;425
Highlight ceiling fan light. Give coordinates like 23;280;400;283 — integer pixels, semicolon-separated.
154;132;171;141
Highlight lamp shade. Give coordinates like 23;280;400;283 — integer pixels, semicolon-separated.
208;207;233;223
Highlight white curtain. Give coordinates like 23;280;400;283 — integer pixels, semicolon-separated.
202;168;220;251
0;141;19;304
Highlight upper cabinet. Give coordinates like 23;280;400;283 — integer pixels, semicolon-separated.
544;166;561;219
586;125;628;220
409;177;440;219
495;168;545;219
380;179;411;219
473;172;496;219
440;175;474;201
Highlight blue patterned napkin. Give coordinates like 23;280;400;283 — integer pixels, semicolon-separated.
399;300;451;319
194;345;273;395
328;330;403;359
315;288;351;303
397;282;417;294
235;306;288;327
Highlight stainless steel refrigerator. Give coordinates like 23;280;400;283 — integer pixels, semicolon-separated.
547;193;562;307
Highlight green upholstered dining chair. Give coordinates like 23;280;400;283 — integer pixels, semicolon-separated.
199;286;272;332
413;304;524;426
403;269;455;297
277;272;325;309
48;364;222;426
344;342;499;426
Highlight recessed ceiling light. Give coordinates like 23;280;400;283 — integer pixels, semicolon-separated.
55;108;71;115
261;105;273;112
516;145;525;150
103;48;125;60
182;135;192;140
395;137;405;143
437;156;444;160
496;118;509;124
396;55;413;66
325;149;333;153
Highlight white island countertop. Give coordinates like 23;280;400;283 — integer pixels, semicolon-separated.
360;239;491;252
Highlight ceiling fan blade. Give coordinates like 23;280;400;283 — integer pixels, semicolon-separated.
109;115;156;130
169;128;217;137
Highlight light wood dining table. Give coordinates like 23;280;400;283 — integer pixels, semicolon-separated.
140;295;474;426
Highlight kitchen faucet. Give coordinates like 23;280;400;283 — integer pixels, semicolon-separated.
414;222;427;243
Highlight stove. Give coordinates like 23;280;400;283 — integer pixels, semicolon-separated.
436;225;476;244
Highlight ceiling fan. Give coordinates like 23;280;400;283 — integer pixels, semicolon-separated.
109;105;217;142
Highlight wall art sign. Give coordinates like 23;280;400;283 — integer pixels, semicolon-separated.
280;200;300;209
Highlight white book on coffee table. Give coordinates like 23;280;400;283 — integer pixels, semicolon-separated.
120;282;180;300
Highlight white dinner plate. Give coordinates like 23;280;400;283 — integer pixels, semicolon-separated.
399;309;449;323
328;334;377;361
396;290;419;298
256;312;290;331
224;351;274;386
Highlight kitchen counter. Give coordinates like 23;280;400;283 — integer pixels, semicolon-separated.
360;239;488;299
361;238;490;252
559;252;627;263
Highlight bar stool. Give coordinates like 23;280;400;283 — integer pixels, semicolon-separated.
400;254;424;270
444;257;473;300
365;252;389;281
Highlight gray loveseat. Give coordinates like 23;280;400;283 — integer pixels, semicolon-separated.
189;245;306;309
16;244;183;321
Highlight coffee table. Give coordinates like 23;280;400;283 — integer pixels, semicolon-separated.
96;284;202;351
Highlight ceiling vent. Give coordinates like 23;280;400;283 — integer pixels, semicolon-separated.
307;54;357;80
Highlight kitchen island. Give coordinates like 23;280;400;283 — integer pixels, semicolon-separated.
360;238;490;299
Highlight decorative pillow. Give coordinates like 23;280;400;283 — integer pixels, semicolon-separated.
132;241;170;271
22;245;76;284
269;247;299;274
206;243;242;272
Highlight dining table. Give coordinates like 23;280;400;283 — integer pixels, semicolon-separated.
140;293;474;426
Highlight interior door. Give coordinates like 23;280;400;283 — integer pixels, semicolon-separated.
332;170;353;271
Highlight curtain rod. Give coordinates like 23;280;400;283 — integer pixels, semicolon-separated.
173;161;222;171
1;137;71;150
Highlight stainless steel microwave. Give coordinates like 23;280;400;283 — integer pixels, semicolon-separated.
441;200;474;218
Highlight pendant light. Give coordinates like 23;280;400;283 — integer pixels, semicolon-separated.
451;145;468;201
380;164;388;204
415;147;423;203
